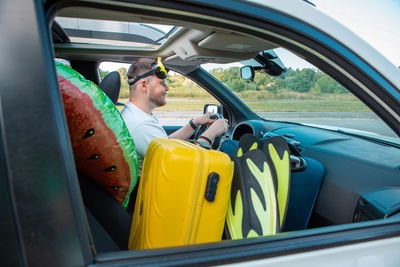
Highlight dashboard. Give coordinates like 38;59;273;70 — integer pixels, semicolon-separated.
230;120;400;227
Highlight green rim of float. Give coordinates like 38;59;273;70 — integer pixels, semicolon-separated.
56;61;138;208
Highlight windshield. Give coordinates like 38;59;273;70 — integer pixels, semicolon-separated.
202;48;400;144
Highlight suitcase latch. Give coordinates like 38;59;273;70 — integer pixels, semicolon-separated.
205;172;219;202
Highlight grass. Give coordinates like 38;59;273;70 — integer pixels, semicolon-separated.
236;90;357;101
117;98;370;113
114;70;367;112
117;98;219;112
245;100;370;112
117;78;368;112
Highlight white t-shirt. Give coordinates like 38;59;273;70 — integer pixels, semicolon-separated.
121;101;167;174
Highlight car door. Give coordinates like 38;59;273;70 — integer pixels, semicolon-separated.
3;0;400;266
0;0;92;266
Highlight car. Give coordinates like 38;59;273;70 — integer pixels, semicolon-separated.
2;0;400;266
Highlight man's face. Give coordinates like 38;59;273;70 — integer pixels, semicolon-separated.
148;75;169;107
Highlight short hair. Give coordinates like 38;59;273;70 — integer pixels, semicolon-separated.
127;58;156;90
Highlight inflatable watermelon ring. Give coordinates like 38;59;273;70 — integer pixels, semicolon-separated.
56;61;138;208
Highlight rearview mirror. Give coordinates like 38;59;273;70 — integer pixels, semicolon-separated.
240;50;286;81
240;66;255;80
259;50;286;76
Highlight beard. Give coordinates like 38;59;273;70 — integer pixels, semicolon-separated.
149;90;166;107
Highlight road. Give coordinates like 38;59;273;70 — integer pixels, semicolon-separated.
154;111;398;138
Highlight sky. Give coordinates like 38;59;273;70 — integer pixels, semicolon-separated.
312;0;400;67
100;0;400;72
256;0;400;70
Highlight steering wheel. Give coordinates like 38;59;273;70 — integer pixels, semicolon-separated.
194;113;224;149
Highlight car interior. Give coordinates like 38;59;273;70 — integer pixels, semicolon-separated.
50;4;400;256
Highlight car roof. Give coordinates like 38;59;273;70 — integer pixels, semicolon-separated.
53;0;400;88
53;3;278;74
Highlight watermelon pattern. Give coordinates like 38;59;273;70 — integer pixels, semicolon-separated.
56;62;138;208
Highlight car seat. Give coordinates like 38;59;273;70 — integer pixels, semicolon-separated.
99;71;121;104
56;62;139;252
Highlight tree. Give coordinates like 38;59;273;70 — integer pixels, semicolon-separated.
117;67;129;98
117;67;127;83
100;69;109;79
284;68;315;92
312;75;347;94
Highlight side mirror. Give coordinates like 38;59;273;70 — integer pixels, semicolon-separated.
240;66;255;80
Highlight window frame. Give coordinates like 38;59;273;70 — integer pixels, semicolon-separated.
15;0;399;265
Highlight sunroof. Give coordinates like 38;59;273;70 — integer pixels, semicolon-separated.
55;17;176;48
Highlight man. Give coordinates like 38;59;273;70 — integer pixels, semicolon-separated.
121;57;228;174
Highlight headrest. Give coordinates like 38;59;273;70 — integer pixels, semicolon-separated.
99;71;121;104
56;62;138;208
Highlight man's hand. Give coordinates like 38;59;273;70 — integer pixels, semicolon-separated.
200;118;229;143
207;118;228;137
193;112;217;127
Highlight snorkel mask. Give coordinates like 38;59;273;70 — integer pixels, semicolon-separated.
127;57;168;85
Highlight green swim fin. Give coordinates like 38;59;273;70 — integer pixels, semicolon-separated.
236;133;279;193
261;136;291;228
234;133;291;229
226;149;280;239
236;133;260;157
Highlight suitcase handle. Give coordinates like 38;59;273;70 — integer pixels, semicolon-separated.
205;172;220;202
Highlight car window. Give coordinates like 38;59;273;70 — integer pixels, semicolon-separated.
99;62;219;126
158;72;219;126
202;48;400;144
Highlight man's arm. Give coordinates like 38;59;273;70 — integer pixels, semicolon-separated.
167;122;197;140
168;113;228;145
168;112;215;140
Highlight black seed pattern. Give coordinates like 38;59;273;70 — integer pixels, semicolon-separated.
88;154;100;160
103;165;117;172
82;128;95;139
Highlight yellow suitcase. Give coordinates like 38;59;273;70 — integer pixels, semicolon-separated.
128;138;233;249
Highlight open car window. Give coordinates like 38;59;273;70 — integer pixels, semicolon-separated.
99;62;220;126
157;72;220;126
